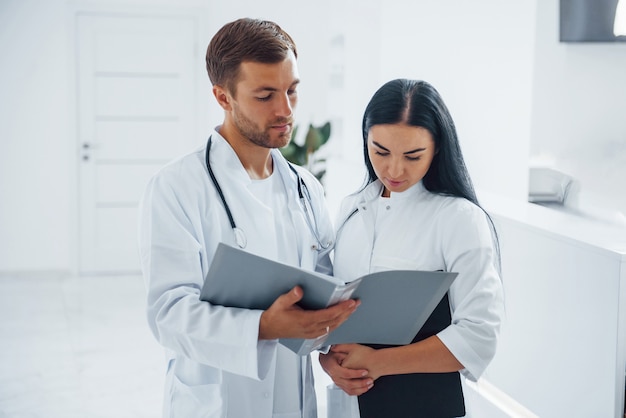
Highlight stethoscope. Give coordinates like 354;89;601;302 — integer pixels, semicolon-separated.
205;136;331;251
333;183;386;241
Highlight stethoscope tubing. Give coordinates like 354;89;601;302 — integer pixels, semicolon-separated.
204;136;329;250
205;139;236;229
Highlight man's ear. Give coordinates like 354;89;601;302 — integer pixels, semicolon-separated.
212;85;232;111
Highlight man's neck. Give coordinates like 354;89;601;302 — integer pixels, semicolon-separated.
218;125;273;180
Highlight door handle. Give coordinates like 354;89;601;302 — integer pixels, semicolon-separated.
81;142;98;161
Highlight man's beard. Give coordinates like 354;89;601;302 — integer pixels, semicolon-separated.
232;106;293;149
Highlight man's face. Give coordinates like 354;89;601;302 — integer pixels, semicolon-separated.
226;51;300;149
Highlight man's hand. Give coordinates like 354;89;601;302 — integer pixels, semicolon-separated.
258;286;359;340
319;349;373;396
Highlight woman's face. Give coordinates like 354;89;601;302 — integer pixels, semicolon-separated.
367;124;436;197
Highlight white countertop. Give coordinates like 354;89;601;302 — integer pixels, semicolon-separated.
478;190;626;257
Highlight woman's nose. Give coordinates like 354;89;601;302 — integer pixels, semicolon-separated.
387;158;403;178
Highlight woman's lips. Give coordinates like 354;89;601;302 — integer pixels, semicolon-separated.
386;178;404;188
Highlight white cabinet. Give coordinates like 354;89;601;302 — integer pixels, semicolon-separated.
467;193;626;418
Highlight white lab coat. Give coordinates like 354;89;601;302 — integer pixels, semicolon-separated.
138;129;334;418
333;180;504;382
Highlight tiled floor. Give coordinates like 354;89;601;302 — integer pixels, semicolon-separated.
0;274;163;417
5;274;624;417
0;274;333;418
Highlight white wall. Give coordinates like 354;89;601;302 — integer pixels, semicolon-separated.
324;0;537;213
0;0;210;273
2;0;626;273
530;0;626;223
323;0;383;214
0;0;73;272
378;1;537;203
0;0;331;272
327;0;626;222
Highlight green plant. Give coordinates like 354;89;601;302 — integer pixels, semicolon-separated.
280;121;331;182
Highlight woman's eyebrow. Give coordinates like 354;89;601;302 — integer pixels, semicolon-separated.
372;141;426;154
372;141;390;152
404;147;427;154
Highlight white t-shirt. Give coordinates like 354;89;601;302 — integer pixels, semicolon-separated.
248;167;302;416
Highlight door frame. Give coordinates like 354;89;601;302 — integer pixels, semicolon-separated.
67;2;209;276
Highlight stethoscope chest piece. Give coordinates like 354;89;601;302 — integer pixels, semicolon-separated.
233;227;247;249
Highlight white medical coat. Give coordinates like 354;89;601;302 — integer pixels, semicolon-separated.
333;180;504;382
138;130;334;418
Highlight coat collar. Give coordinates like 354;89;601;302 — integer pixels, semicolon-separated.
357;179;428;205
207;128;323;267
209;128;297;191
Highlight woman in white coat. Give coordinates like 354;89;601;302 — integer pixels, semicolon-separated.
139;18;358;418
320;79;505;417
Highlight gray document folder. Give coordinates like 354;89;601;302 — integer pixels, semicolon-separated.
200;243;458;355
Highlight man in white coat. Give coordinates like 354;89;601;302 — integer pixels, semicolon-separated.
139;18;359;418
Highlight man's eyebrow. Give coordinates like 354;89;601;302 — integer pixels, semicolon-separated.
253;80;300;94
253;86;277;93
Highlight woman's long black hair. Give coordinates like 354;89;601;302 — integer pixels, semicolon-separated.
361;79;501;263
362;79;477;204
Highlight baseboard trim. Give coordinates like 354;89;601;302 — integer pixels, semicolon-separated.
465;378;539;418
0;270;73;279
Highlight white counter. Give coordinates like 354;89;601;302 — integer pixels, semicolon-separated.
466;192;626;417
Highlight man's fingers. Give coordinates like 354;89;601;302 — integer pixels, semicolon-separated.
276;286;303;308
318;299;360;329
264;289;359;340
332;298;360;313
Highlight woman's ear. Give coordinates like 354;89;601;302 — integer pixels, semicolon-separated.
212;85;232;111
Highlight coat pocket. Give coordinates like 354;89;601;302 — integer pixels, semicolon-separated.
169;373;223;418
167;359;224;418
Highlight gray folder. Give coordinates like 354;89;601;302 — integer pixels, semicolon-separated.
200;243;458;355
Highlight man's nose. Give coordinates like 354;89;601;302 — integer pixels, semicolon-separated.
275;93;294;117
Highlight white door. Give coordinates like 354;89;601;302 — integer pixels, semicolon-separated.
76;12;202;274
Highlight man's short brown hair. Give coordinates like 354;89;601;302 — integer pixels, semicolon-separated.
206;18;298;94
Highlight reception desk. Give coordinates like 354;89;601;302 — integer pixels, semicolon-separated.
465;193;626;417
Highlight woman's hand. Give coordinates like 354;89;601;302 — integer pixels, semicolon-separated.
319;348;373;396
332;337;464;381
331;344;382;380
